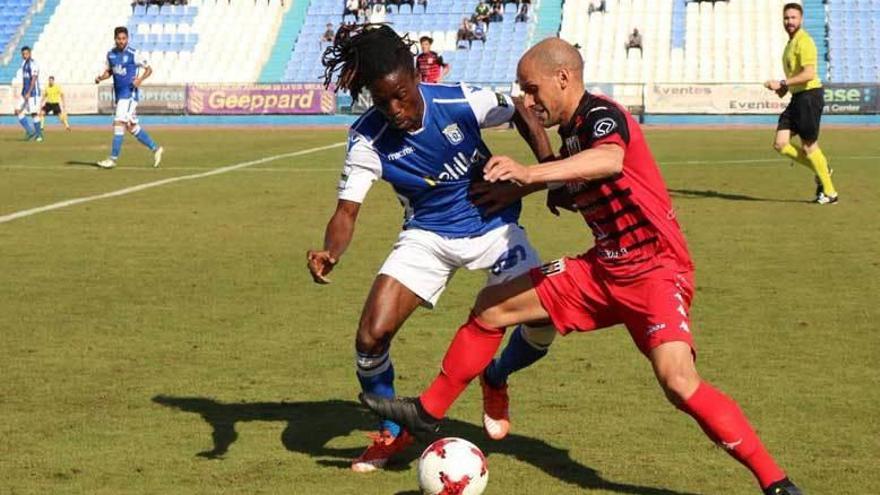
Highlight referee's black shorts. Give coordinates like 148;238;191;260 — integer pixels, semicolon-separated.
777;88;824;142
42;102;62;115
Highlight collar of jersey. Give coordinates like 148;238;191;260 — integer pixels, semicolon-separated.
406;86;429;136
559;91;593;136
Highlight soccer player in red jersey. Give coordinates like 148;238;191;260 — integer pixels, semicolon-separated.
361;38;803;495
416;36;450;83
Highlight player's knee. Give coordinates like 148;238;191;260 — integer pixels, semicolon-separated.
521;324;556;350
657;367;700;405
355;320;394;353
473;300;507;328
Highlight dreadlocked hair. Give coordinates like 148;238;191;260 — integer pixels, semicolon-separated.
322;23;415;100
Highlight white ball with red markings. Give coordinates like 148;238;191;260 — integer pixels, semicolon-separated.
417;437;488;495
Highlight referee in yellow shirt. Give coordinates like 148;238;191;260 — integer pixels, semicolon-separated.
765;3;837;205
39;75;71;131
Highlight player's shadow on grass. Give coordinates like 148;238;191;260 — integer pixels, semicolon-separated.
153;395;702;495
669;188;806;203
65;160;101;168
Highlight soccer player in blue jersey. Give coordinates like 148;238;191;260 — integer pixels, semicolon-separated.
307;25;557;472
94;26;163;169
16;46;43;142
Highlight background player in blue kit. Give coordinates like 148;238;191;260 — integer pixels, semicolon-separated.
94;26;163;169
307;24;557;472
16;46;43;142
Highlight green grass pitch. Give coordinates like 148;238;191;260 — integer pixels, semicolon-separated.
1;125;878;494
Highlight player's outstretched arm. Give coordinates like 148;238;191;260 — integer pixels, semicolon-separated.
306;199;361;284
134;66;152;87
511;96;555;163
94;69;111;84
484;143;624;186
470;96;557;214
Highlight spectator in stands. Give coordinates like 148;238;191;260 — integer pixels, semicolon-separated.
472;18;487;45
474;0;491;24
456;18;474;49
322;23;336;43
626;28;642;56
343;0;359;21
489;3;504;22
515;1;529;22
373;0;391;13
416;36;450;83
588;0;606;15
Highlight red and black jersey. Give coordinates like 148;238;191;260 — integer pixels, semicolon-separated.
553;92;693;277
416;51;447;83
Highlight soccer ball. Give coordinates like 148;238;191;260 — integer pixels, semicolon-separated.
417;437;488;495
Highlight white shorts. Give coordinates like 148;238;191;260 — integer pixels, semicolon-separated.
379;223;542;308
114;98;139;123
18;96;39;114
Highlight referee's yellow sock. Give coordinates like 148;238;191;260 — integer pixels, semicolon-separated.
61;113;70;129
778;143;811;169
807;148;836;196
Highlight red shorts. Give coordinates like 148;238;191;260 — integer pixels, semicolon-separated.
529;255;695;356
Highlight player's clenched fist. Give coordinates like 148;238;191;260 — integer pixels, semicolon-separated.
307;250;337;284
483;156;531;186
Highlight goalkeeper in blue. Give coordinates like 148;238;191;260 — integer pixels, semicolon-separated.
94;26;163;169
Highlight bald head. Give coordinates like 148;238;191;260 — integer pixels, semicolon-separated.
516;37;586;128
519;37;584;81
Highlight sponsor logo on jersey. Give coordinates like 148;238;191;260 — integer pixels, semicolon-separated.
437;148;487;181
387;146;415;161
442;123;464;145
593;117;617;138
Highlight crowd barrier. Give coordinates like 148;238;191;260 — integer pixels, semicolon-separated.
1;83;877;116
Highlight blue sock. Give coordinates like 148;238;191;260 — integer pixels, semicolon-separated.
356;350;401;437
132;126;157;151
111;128;124;160
484;325;549;388
18;114;34;135
33;118;43;137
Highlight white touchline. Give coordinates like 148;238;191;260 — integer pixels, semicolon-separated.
0;142;346;225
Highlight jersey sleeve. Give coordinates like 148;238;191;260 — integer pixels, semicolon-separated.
30;61;39;76
799;37;818;66
577;104;630;150
105;52;112;71
463;84;515;128
337;130;382;203
437;54;447;67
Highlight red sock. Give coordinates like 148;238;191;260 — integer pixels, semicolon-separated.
681;382;786;489
419;314;505;419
